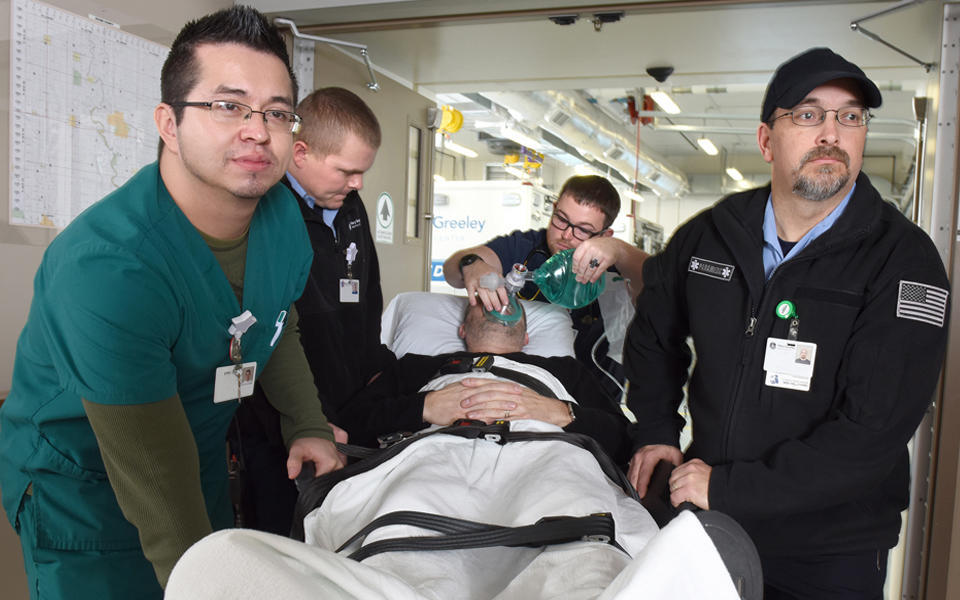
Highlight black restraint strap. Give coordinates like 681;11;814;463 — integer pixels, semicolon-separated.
337;510;622;561
436;355;559;399
291;421;639;541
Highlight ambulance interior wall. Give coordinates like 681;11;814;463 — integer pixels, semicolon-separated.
0;1;231;598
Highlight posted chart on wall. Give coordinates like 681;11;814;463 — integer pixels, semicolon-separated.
9;0;168;228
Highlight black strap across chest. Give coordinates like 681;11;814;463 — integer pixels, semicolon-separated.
435;355;559;399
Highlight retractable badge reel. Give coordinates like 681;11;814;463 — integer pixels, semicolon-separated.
213;310;258;403
340;242;360;303
762;300;817;391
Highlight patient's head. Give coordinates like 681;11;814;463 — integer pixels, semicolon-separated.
459;303;529;354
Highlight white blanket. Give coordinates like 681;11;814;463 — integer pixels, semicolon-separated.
167;421;741;599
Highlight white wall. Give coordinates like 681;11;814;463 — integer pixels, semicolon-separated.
0;0;231;392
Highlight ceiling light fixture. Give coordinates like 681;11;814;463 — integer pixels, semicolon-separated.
697;137;719;156
435;133;479;158
500;125;542;151
725;167;744;181
503;166;523;178
649;90;680;114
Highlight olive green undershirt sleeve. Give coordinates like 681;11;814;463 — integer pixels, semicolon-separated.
204;227;332;447
84;395;211;588
258;303;334;446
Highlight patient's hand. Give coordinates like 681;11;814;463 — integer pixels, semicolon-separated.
461;382;572;427
423;378;521;425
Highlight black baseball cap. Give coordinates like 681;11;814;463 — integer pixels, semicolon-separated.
761;47;882;123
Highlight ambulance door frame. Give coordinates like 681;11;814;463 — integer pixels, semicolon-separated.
913;4;960;599
407;120;434;292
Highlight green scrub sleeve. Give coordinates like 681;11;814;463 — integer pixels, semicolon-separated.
258;303;335;446
83;395;211;588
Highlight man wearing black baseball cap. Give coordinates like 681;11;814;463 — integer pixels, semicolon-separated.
624;47;949;599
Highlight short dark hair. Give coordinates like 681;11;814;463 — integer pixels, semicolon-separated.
558;175;620;229
295;87;381;155
160;6;297;123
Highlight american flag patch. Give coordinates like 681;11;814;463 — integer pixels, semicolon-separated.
896;281;949;328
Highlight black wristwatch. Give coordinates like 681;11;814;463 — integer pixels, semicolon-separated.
458;253;484;273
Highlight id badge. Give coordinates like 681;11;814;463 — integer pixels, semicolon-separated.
340;278;360;303
213;361;257;403
763;338;816;391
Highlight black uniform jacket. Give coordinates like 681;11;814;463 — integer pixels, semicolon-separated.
337;351;633;465
624;173;950;558
286;181;394;422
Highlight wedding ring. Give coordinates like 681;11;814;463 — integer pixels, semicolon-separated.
504;410;511;418
589;258;600;268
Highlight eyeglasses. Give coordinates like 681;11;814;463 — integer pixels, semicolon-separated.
170;100;303;134
771;105;871;128
550;211;602;241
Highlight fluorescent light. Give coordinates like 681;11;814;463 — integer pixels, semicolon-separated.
503;165;526;179
435;133;479;158
500;125;542;151
697;137;719;156
444;141;478;158
725;167;744;181
574;164;603;177
649;90;680;114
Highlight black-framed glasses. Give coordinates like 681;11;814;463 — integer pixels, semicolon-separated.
771;105;871;128
170;100;302;134
549;211;603;241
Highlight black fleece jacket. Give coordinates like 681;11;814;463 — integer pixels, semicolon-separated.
625;173;949;557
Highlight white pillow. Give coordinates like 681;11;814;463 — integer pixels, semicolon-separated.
382;292;576;358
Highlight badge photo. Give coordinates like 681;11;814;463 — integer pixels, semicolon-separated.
340;278;360;303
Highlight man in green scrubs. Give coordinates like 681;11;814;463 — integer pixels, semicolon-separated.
0;7;342;599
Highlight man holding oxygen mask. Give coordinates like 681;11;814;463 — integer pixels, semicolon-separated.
443;175;648;403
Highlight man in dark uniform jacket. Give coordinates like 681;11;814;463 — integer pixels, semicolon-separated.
232;87;392;534
283;87;394;422
624;48;950;599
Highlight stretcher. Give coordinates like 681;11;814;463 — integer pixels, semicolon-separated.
165;293;762;599
166;417;760;599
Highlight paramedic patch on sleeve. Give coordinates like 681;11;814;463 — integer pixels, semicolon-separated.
896;281;949;328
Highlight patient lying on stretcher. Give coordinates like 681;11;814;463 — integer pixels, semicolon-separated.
165;297;748;600
336;302;632;464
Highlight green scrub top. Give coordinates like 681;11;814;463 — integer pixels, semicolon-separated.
0;163;312;553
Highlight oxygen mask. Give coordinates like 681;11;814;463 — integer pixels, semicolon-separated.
483;293;523;326
476;269;525;326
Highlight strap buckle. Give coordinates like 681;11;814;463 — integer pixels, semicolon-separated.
471;355;494;373
483;420;510;444
376;430;415;449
